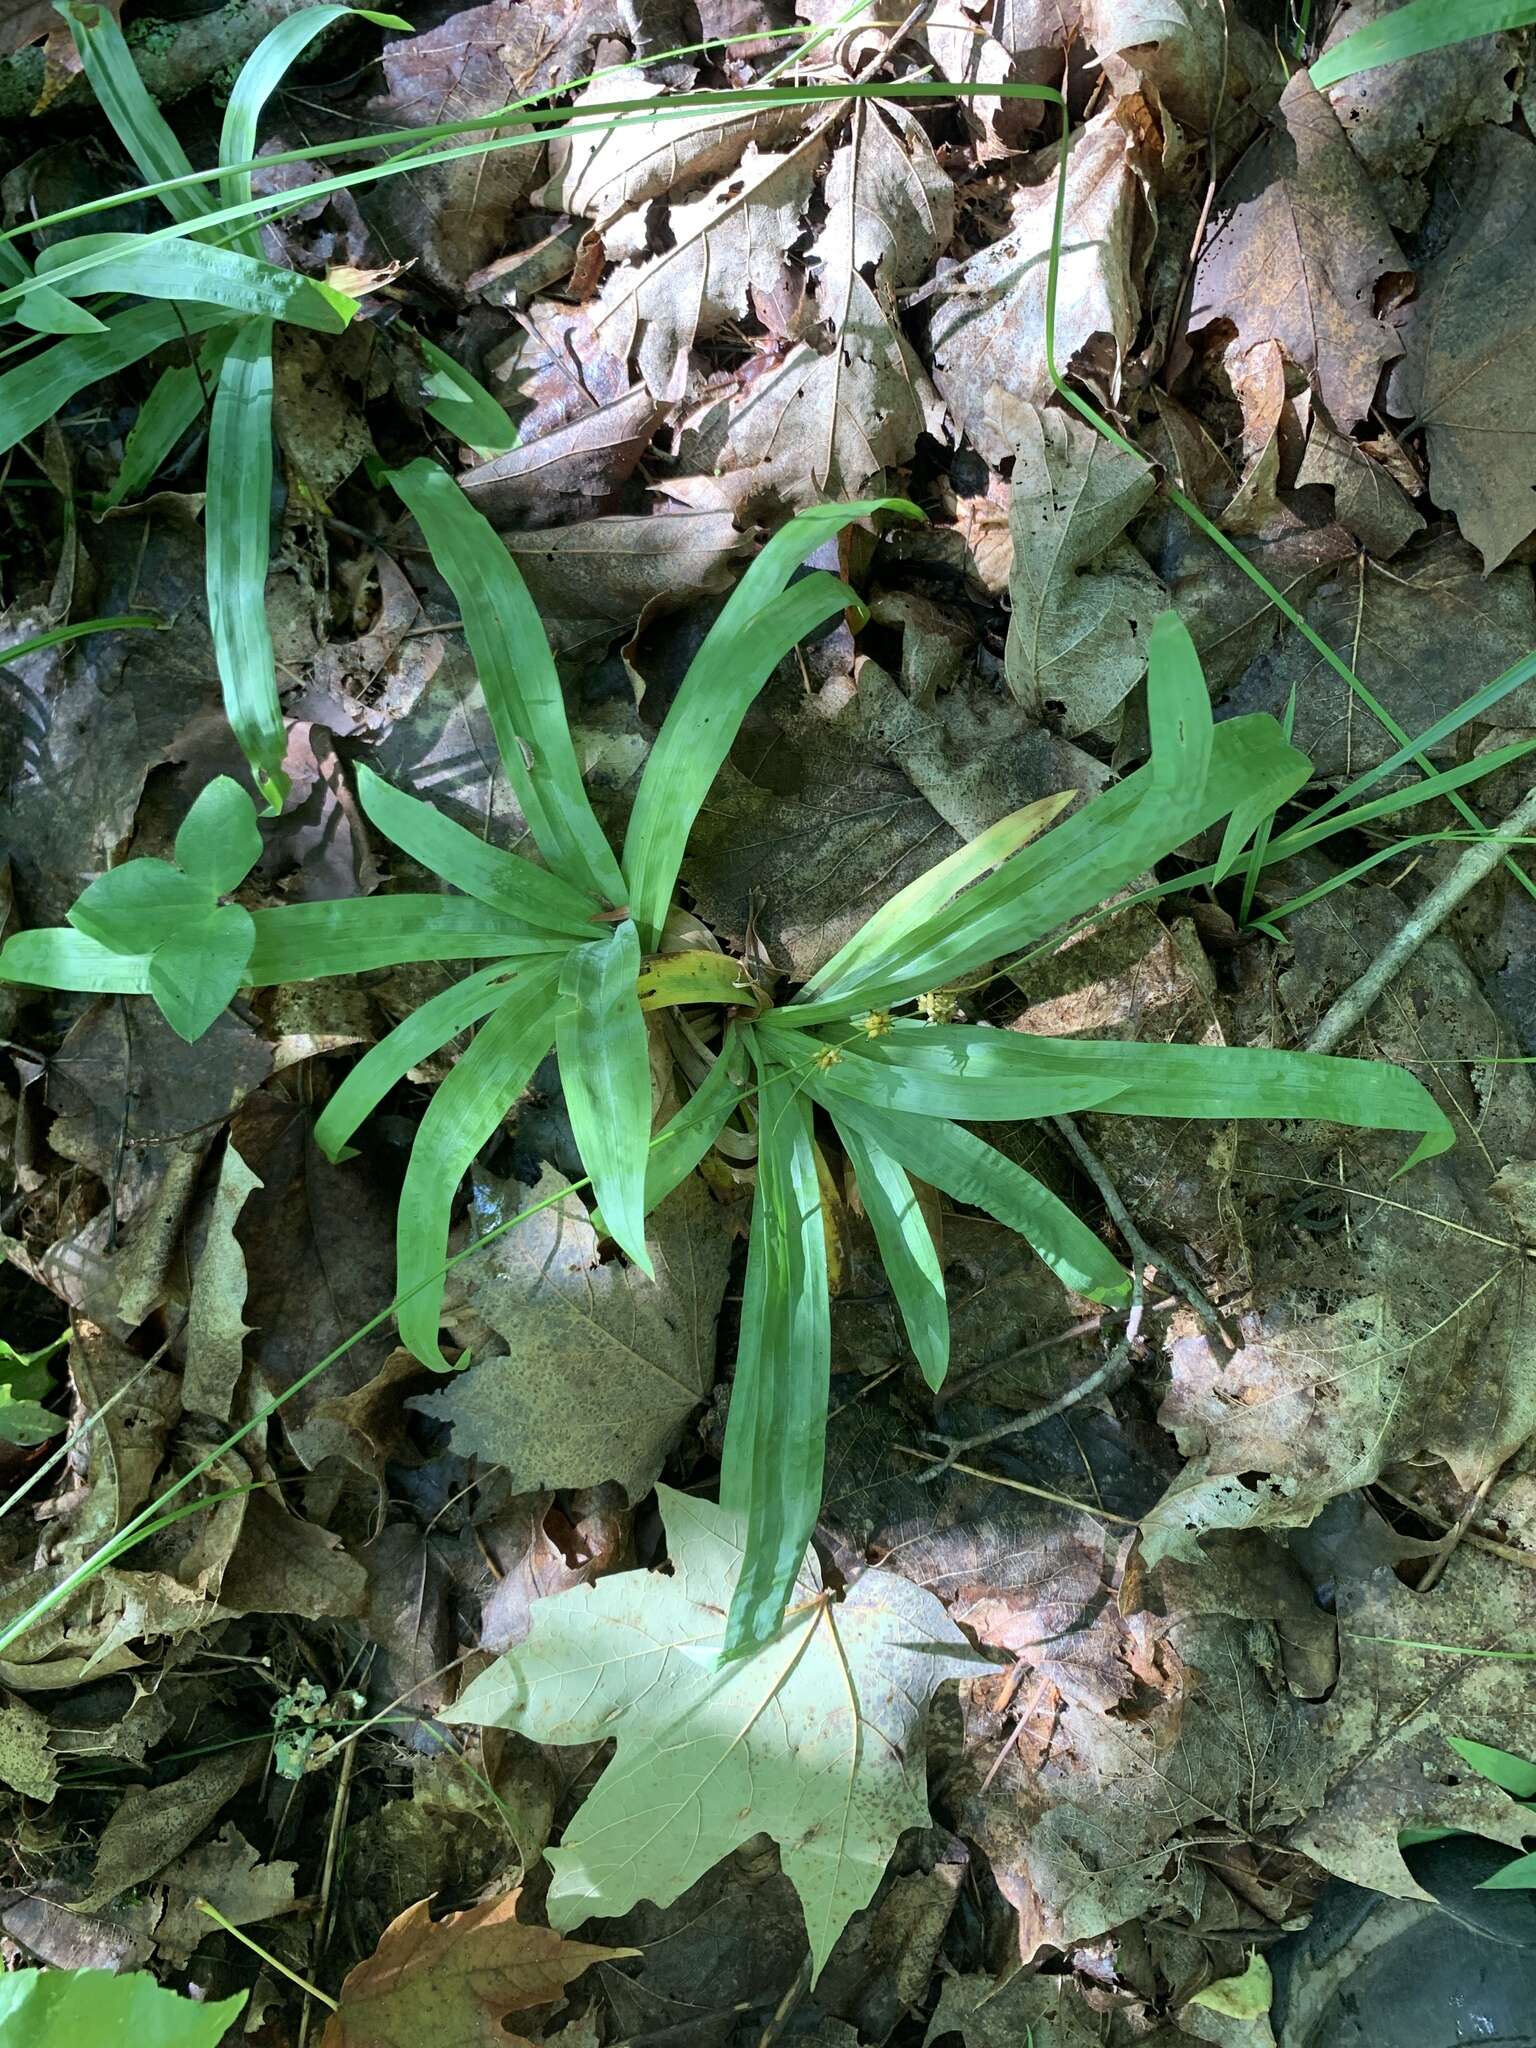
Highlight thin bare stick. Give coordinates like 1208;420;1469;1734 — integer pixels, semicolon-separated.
1306;779;1536;1056
917;1339;1132;1481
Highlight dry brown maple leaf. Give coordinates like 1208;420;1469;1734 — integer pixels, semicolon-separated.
321;1890;635;2048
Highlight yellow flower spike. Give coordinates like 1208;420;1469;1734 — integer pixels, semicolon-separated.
860;1010;893;1038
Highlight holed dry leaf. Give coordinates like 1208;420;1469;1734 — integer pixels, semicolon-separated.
1001;399;1167;733
930;111;1147;469
1189;70;1406;433
446;1486;977;1976
321;1889;632;2048
413;1167;731;1501
1388;126;1536;570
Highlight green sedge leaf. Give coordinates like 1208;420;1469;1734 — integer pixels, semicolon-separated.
406;326;519;456
788;711;1309;1025
67;858;211;953
1480;1851;1536;1890
174;775;263;894
244;897;561;982
386;459;625;904
1444;1735;1536;1801
1310;0;1536;89
812;1089;1132;1307
556;920;655;1277
800;791;1075;1008
207;319;289;812
0;1967;244;2048
623;497;923;949
835;1117;949;1389
147;905;256;1041
593;1028;750;1234
220;6;364;257
57;0;214;227
100;329;232;510
395;964;561;1370
1147;609;1211;800
721;1044;830;1655
355;764;598;938
313;960;529;1163
0;302;226;459
35;233;358;331
762;1020;1123;1121
841;1023;1455;1176
623;569;861;949
0;927;152;994
15;289;107;336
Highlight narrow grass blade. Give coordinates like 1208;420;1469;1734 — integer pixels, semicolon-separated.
1240;683;1294;926
0;929;153;995
220;8;408;256
799;792;1074;1007
314;960;528;1162
835;1117;948;1388
58;0;214;226
101;330;231;509
556;920;654;1275
0;614;162;665
842;1023;1454;1175
1311;0;1536;87
355;764;600;937
721;1045;830;1654
406;327;519;457
386;458;626;904
0;302;226;457
207;319;288;811
35;233;358;331
395;964;561;1369
245;898;560;981
813;1090;1132;1306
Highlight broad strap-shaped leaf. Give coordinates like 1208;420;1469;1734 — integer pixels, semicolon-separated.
622;498;922;948
838;1022;1455;1175
207;319;288;811
245;897;560;982
721;1042;830;1654
355;764;599;938
834;1116;948;1389
800;791;1074;1010
760;1019;1124;1121
556;921;654;1276
219;8;409;257
406;325;519;457
445;1487;975;1977
395;963;561;1370
58;0;214;227
67;858;210;953
314;960;531;1163
590;1027;751;1239
0;302;227;458
811;1087;1132;1306
147;905;256;1041
386;459;626;905
35;234;357;331
0;928;153;995
1310;0;1536;89
622;571;858;950
173;775;263;894
0;238;104;335
1147;609;1211;800
101;328;234;510
788;712;1309;1025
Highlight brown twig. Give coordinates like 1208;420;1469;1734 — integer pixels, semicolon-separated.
916;1337;1133;1481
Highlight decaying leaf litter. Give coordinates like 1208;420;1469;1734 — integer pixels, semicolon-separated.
2;0;1536;2042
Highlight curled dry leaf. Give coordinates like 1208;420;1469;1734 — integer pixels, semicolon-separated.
321;1889;634;2048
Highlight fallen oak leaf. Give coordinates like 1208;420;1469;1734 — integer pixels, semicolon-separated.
321;1889;633;2048
444;1485;980;1976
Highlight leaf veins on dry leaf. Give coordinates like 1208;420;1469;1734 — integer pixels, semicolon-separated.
321;1889;632;2048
